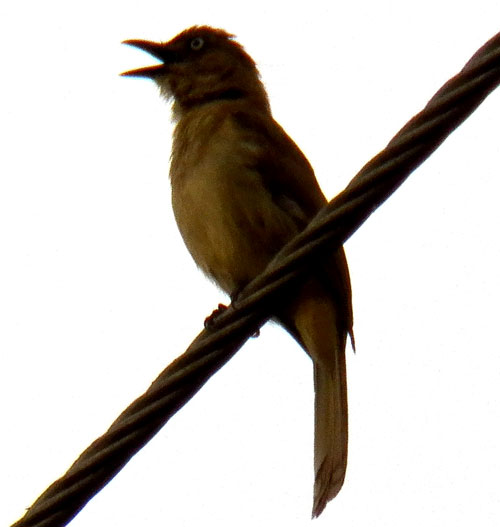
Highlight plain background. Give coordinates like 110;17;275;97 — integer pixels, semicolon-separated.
1;1;500;525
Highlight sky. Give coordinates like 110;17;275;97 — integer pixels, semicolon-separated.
1;1;500;526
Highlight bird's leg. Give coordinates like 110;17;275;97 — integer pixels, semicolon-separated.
204;286;242;328
204;293;260;338
204;303;228;328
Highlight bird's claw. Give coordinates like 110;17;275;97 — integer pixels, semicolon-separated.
204;302;260;338
204;303;229;328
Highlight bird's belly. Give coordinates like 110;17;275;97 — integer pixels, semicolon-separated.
171;169;299;295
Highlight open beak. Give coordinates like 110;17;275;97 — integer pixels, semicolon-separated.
121;39;174;77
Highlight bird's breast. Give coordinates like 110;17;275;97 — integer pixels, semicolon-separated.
170;118;300;295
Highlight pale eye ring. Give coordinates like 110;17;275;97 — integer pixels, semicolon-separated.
190;37;204;51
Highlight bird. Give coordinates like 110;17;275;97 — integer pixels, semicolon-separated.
122;25;354;518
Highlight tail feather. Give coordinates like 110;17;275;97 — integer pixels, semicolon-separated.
279;276;351;517
312;357;348;517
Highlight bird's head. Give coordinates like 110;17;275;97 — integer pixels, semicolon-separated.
122;26;270;118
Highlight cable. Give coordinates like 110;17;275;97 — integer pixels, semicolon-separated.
12;31;500;527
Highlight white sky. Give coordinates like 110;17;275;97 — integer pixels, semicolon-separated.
1;1;500;526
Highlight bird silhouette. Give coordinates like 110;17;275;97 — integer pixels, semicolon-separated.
122;26;354;517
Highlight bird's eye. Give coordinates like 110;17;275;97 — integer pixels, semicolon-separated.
190;37;204;51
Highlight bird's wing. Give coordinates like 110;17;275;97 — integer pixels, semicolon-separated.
232;110;326;222
232;109;354;341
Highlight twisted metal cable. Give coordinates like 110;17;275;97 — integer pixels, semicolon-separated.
12;32;500;527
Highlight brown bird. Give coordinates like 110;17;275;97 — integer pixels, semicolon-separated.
122;26;354;518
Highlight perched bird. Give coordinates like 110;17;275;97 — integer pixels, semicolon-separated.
122;26;354;517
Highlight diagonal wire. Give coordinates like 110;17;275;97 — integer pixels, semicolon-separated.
12;31;500;527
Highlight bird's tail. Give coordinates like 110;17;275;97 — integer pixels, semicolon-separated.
312;354;348;517
278;279;354;518
283;279;349;518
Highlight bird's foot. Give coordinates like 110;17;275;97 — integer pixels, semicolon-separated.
204;302;260;338
204;303;228;328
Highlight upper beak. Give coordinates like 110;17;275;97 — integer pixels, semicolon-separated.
121;39;173;77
